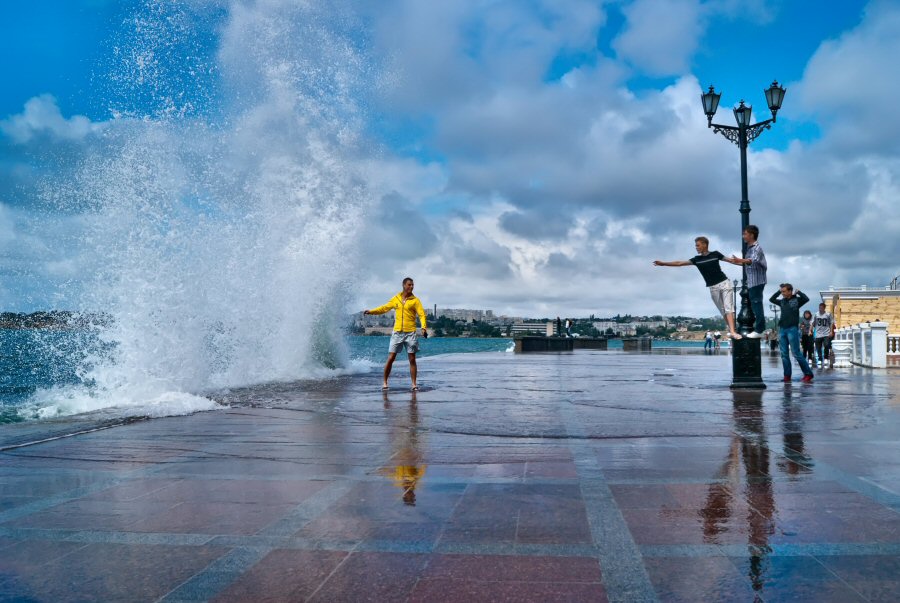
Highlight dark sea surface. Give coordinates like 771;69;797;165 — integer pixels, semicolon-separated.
0;330;512;424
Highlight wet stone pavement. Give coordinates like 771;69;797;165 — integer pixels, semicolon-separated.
1;348;900;602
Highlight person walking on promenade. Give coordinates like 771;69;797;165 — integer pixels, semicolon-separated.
812;302;835;369
704;330;714;350
769;283;814;383
556;316;562;337
364;277;428;391
714;330;722;349
801;310;816;365
654;237;742;339
729;225;767;338
565;318;573;338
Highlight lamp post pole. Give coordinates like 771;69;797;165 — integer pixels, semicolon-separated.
701;81;786;389
732;278;739;323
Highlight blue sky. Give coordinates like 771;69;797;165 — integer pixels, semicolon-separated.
2;0;898;318
1;1;865;144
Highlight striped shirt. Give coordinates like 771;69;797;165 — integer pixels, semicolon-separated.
745;242;767;288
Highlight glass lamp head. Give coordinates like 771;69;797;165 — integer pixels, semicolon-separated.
701;85;721;125
733;100;752;127
765;80;786;119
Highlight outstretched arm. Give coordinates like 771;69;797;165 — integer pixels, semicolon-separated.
653;260;691;267
365;299;396;315
723;256;745;265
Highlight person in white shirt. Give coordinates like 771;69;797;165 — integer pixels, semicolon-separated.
812;302;835;368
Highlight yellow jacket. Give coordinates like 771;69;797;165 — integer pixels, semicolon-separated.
369;293;427;332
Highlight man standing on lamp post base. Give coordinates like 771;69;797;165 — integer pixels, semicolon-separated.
730;225;767;338
364;277;428;391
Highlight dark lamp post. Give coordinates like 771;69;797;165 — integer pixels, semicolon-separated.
701;80;787;389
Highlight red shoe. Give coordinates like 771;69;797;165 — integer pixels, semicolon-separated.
801;374;814;383
783;376;791;383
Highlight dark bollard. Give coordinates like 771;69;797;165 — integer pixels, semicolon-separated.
514;336;574;352
572;338;609;350
622;337;652;352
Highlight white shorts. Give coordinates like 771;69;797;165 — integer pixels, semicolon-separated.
708;279;735;316
389;331;419;354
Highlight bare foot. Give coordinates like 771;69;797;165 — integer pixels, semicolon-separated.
730;332;742;340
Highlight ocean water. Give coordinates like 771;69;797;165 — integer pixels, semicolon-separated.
2;329;720;424
0;331;510;423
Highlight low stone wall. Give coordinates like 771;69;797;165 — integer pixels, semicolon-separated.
514;337;574;352
622;337;652;351
572;338;608;350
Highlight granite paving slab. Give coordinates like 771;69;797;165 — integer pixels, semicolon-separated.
1;348;899;601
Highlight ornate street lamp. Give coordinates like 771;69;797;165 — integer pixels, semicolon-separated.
701;80;786;389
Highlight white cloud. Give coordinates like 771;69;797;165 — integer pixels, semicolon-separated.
795;0;900;152
611;0;778;78
0;95;102;144
354;0;900;317
613;0;704;76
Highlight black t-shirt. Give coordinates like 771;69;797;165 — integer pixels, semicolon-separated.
770;290;810;329
690;251;728;287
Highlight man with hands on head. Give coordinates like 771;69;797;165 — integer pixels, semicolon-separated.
770;283;814;383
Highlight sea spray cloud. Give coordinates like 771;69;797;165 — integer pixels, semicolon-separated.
23;0;377;418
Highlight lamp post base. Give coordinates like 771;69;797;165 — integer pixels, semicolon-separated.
730;337;766;389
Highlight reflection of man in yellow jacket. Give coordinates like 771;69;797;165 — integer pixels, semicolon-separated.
393;464;426;506
380;394;427;506
364;277;428;390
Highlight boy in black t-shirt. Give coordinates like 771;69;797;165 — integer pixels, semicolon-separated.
654;236;743;339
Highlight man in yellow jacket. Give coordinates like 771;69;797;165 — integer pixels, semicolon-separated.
364;277;428;390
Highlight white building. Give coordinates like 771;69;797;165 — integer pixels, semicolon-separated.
435;308;495;322
510;322;553;336
592;321;637;336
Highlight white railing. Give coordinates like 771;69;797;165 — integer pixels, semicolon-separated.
827;285;900;292
833;322;890;368
888;334;900;356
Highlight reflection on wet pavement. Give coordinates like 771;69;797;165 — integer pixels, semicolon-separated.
1;348;899;601
378;392;427;506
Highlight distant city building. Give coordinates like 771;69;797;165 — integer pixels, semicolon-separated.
592;321;637;336
509;322;553;336
354;312;394;328
435;308;495;323
638;320;669;329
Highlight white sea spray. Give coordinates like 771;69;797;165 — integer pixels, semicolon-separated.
25;0;376;420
